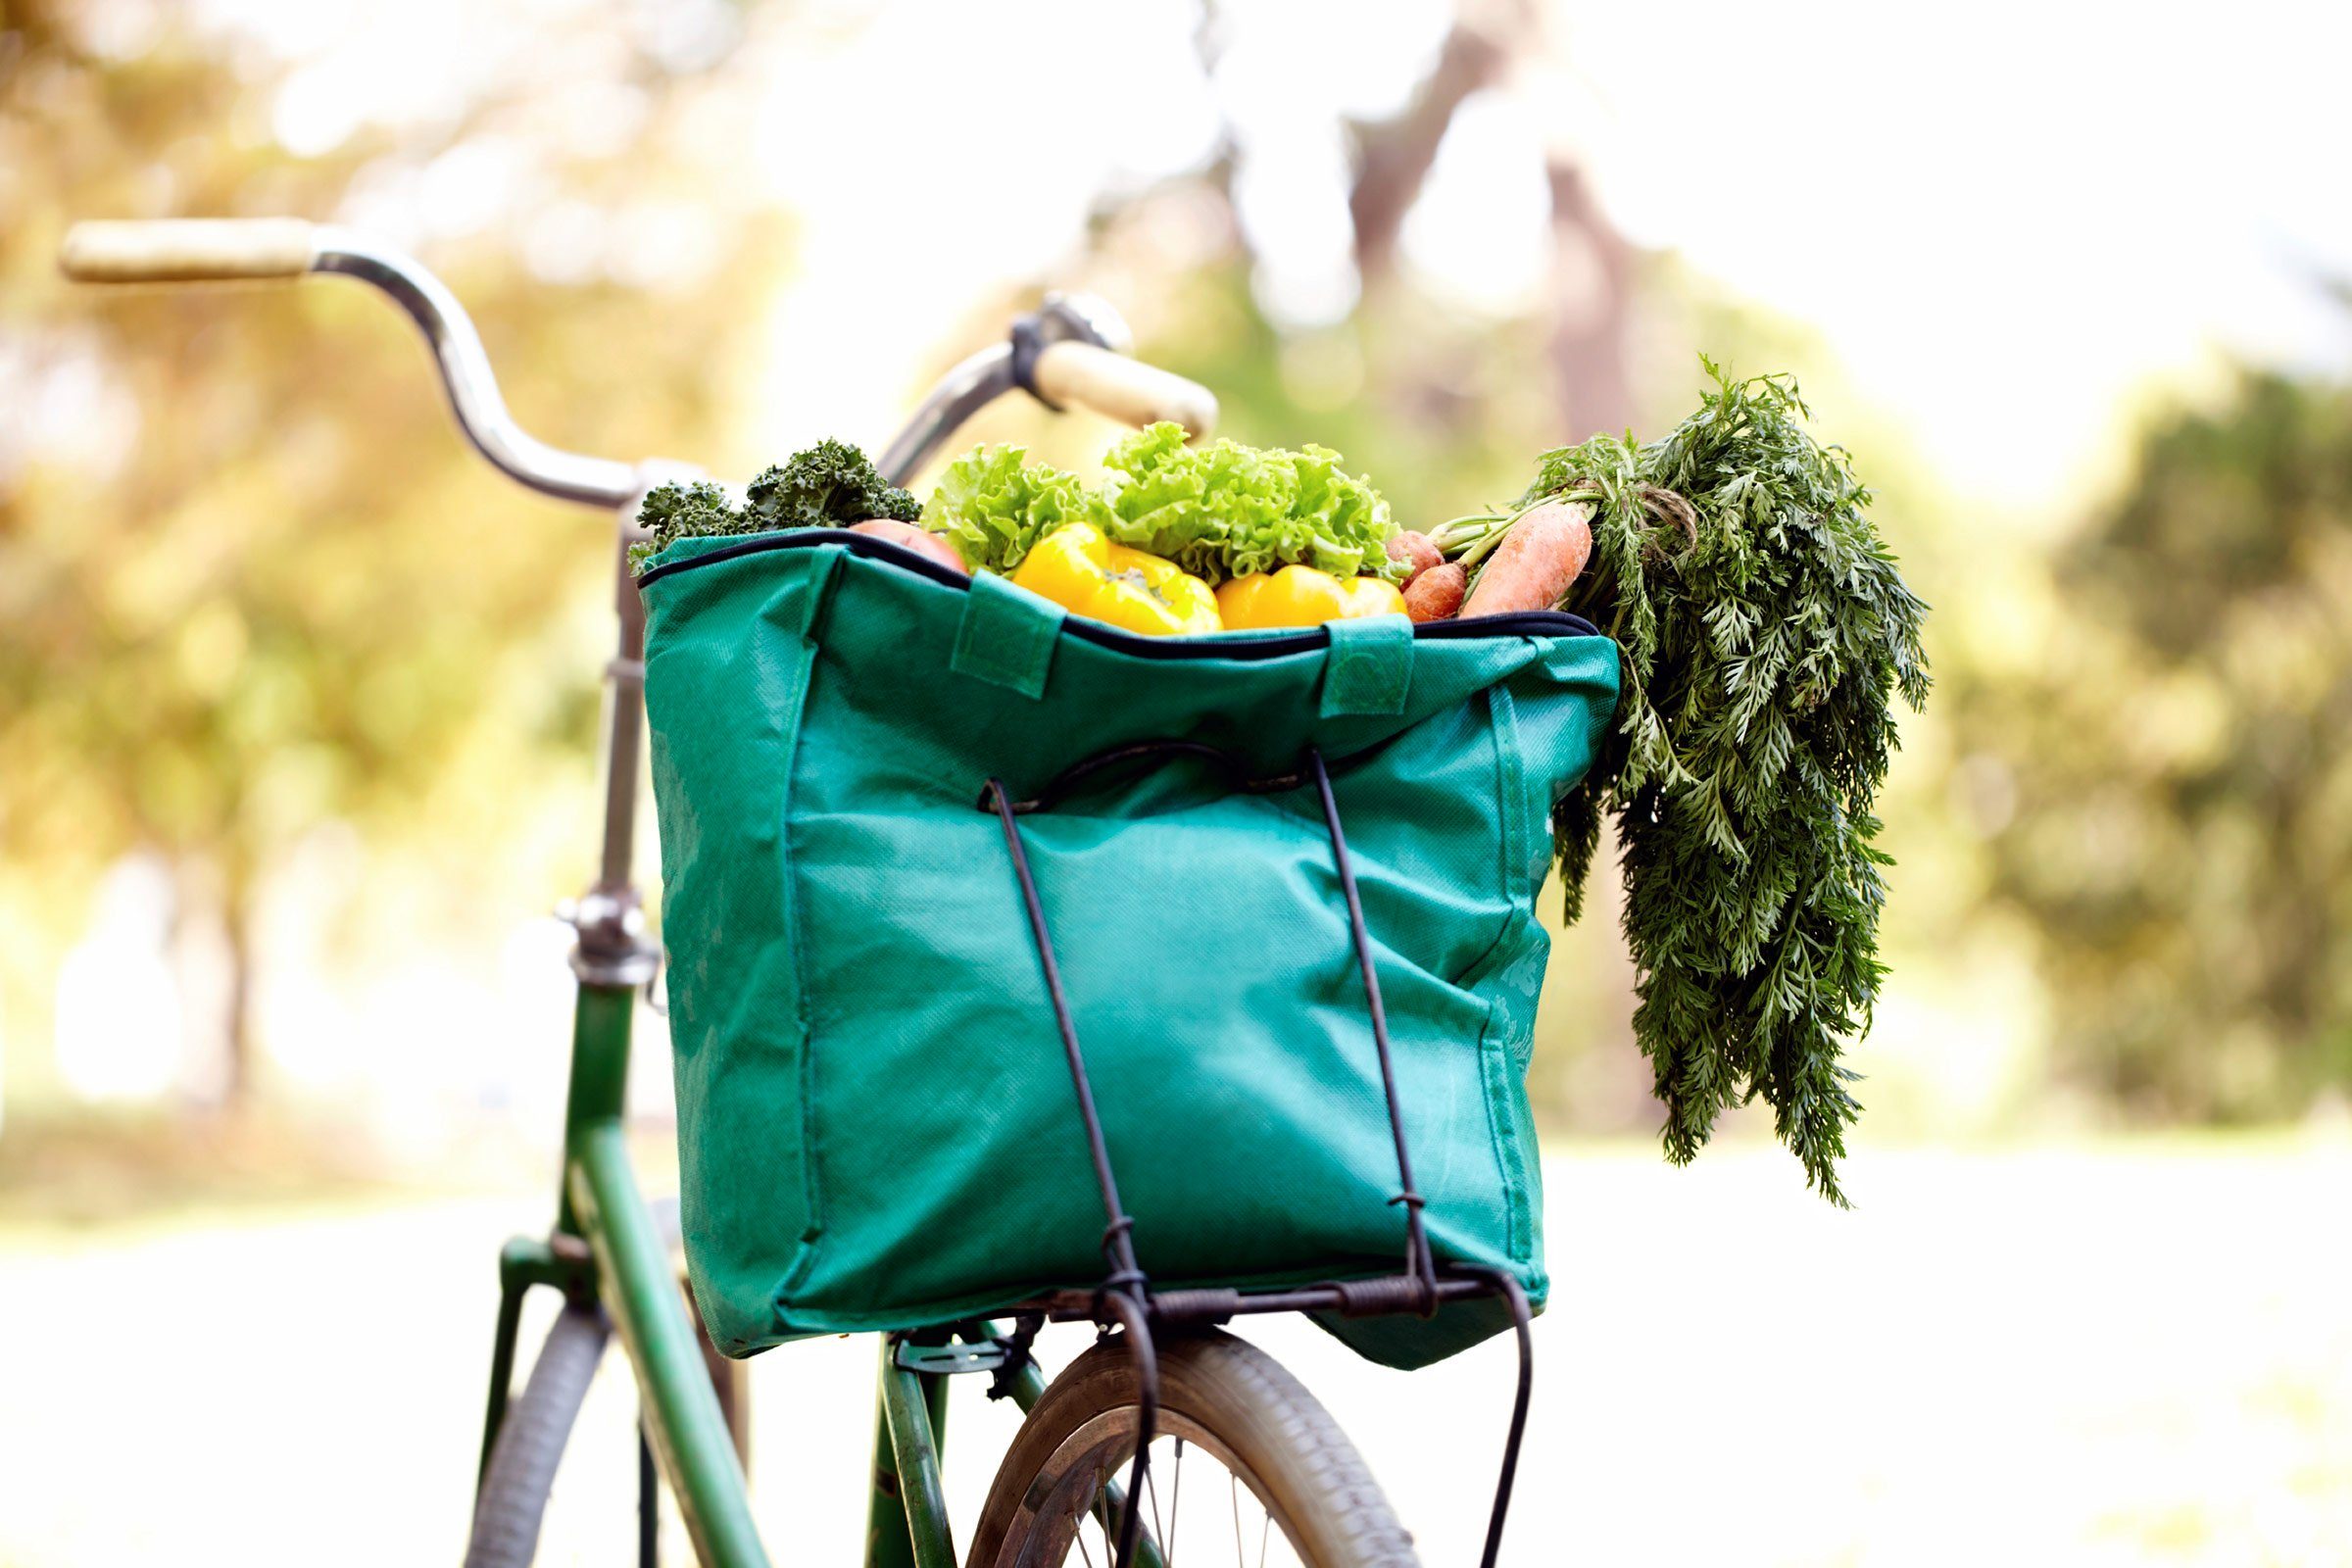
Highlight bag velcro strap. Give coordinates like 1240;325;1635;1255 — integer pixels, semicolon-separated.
953;572;1064;699
1319;613;1414;717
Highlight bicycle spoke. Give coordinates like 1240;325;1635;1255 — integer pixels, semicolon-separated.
1031;1422;1324;1568
1144;1446;1167;1560
1166;1438;1183;1564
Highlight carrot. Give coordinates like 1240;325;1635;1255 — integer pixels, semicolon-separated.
1385;530;1444;582
1403;562;1466;622
850;518;968;575
1458;501;1592;617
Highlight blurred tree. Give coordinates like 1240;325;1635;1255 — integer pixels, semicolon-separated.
0;0;775;1107
1346;18;1507;285
1971;366;2352;1117
1542;161;1634;436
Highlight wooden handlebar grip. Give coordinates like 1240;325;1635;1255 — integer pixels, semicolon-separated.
59;219;318;283
1031;341;1218;441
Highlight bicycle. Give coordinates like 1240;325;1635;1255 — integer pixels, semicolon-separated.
60;218;1534;1568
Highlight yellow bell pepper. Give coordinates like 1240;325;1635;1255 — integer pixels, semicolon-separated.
1214;564;1407;629
1010;521;1221;636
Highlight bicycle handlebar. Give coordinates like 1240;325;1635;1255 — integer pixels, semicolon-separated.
64;219;645;508
60;218;320;281
1031;341;1216;443
59;218;1219;507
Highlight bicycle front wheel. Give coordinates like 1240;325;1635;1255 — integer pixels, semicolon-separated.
466;1300;612;1568
966;1329;1419;1568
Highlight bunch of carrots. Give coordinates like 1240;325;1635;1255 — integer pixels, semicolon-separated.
1385;501;1592;624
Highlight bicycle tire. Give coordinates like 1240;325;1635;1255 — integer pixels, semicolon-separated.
466;1300;612;1568
966;1329;1420;1568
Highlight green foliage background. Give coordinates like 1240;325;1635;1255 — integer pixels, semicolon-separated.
1962;368;2352;1121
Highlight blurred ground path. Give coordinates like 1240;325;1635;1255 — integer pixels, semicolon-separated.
2;1142;2346;1565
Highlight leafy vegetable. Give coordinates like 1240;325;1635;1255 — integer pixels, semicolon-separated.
1101;422;1403;585
630;439;918;571
1521;362;1930;1203
921;422;1402;585
635;480;737;561
922;444;1109;574
745;439;921;533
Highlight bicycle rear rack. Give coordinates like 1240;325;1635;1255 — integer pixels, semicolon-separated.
979;739;1534;1568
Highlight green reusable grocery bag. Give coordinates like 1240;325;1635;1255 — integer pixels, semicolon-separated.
639;529;1618;1369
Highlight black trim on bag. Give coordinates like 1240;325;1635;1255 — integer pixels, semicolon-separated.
635;527;1605;650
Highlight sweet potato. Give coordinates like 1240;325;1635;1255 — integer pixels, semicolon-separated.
1458;501;1592;617
850;518;968;575
1403;562;1466;622
1385;529;1444;582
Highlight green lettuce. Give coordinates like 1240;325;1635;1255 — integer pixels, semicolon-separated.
920;422;1402;585
1102;423;1402;584
921;444;1108;573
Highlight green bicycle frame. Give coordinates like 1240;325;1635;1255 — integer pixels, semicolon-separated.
478;973;1054;1567
568;981;767;1566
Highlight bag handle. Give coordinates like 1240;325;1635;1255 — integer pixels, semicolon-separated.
952;571;1064;699
1319;612;1414;718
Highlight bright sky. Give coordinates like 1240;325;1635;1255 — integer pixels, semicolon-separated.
1544;0;2352;505
745;0;2352;508
197;0;2352;511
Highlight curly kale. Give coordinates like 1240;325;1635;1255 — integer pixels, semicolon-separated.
1539;362;1930;1204
630;439;917;572
637;480;738;549
745;439;921;533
